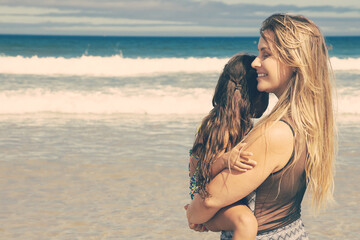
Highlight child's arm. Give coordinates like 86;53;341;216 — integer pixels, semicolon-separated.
188;144;256;200
210;143;256;178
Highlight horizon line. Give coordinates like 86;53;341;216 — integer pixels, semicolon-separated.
1;33;360;38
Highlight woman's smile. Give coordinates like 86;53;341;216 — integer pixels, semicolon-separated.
257;73;268;78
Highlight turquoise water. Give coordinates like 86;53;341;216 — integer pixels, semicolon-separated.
1;35;360;58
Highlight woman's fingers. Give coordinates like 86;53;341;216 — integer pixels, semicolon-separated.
190;223;207;232
194;224;203;232
201;225;209;232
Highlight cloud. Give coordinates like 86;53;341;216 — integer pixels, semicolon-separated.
0;6;80;15
0;1;359;36
254;10;360;19
0;15;192;26
290;11;360;18
196;0;360;8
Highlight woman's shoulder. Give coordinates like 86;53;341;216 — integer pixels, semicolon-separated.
268;120;294;141
245;120;295;171
247;119;294;143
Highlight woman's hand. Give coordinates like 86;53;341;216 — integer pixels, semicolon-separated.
184;204;208;232
223;142;256;172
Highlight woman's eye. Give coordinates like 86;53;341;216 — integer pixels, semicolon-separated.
262;53;270;59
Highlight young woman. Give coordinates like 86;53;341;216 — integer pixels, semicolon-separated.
186;13;336;239
188;53;269;240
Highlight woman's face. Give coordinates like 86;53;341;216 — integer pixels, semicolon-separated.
251;30;293;98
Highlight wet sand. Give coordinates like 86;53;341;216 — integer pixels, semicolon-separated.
0;116;359;239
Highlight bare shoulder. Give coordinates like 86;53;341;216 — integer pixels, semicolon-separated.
245;120;293;144
267;120;294;147
244;120;294;172
266;120;295;171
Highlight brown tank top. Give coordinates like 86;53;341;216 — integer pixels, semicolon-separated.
255;120;307;234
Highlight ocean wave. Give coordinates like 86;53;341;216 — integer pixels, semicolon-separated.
330;57;360;71
0;55;359;76
0;55;227;76
0;87;213;115
0;87;359;116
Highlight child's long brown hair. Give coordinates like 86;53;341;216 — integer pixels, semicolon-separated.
191;53;268;197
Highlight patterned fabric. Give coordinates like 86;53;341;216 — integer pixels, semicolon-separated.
221;218;309;240
188;150;199;200
245;191;256;213
189;163;199;199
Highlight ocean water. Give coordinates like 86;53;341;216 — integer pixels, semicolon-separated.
0;35;359;239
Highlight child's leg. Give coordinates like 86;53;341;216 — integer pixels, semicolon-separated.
205;203;257;240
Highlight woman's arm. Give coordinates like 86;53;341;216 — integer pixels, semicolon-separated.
187;121;295;224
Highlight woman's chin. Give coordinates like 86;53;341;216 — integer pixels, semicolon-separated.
257;85;268;93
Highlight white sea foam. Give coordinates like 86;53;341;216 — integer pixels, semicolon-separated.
0;87;213;115
330;57;360;71
0;55;227;76
0;55;359;76
0;87;358;116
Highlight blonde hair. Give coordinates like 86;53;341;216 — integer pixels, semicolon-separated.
250;13;336;212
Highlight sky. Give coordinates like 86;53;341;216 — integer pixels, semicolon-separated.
0;0;359;36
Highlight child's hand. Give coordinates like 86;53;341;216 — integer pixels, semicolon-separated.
226;143;256;172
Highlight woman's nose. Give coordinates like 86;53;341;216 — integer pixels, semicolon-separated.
251;57;261;68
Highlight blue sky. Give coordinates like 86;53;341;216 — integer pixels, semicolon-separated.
0;0;359;36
